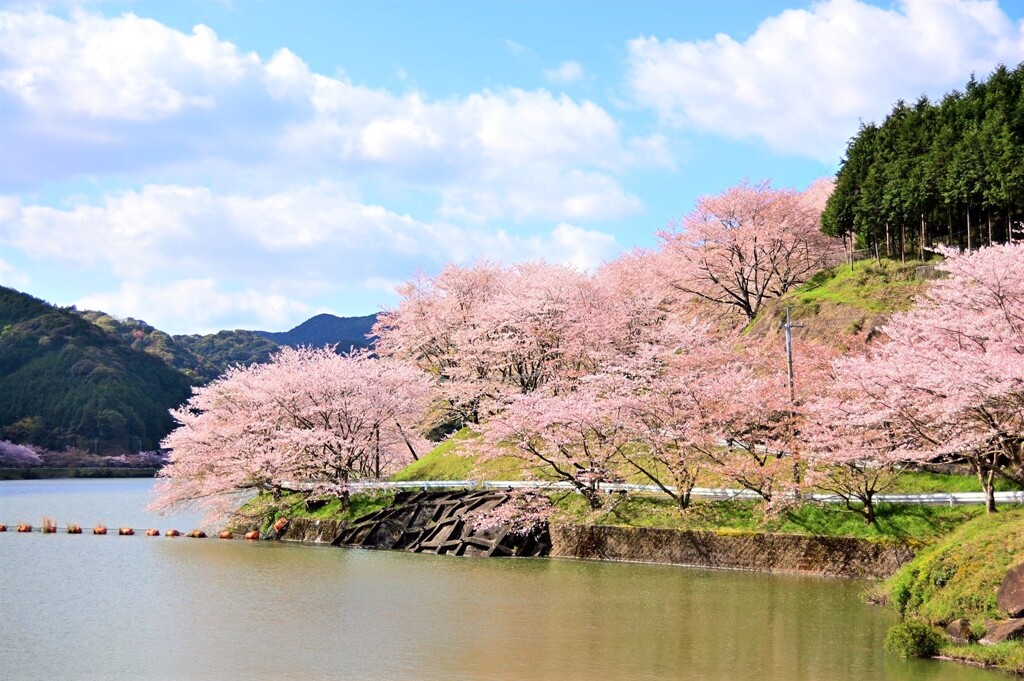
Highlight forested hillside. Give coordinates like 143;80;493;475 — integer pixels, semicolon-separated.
77;310;376;383
254;313;376;351
0;287;193;452
824;63;1024;258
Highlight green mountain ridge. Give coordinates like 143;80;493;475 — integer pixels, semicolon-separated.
0;286;193;452
0;285;379;453
252;312;376;351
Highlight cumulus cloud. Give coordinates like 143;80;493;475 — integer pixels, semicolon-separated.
627;0;1024;161
0;184;621;331
76;280;313;334
0;10;259;120
544;60;585;84
0;7;654;222
0;256;29;289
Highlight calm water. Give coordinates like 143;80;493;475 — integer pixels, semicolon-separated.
0;479;1005;680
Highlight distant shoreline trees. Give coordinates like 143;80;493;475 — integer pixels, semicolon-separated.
823;63;1024;260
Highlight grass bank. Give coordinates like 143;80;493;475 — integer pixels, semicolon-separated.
883;508;1024;673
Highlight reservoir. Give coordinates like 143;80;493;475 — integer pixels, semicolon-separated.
0;479;1003;680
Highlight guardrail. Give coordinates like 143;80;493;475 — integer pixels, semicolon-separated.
337;480;1024;506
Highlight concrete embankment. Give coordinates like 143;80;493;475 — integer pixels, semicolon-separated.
273;499;916;579
549;525;916;579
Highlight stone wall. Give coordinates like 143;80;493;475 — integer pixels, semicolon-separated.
278;518;347;544
550;525;916;579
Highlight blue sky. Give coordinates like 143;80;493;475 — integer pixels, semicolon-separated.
2;0;1023;334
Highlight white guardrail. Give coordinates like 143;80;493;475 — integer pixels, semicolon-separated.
337;480;1024;506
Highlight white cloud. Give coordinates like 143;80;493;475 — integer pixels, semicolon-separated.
0;10;259;120
76;279;312;334
0;8;655;222
544;60;585;84
627;0;1024;161
0;184;621;331
0;256;29;289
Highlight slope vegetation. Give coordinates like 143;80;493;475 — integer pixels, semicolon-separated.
0;287;193;451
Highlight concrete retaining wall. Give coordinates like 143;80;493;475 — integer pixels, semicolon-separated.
550;524;916;579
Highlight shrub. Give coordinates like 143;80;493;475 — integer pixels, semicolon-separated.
884;621;944;658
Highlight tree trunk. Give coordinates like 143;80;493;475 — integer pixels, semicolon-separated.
920;212;926;261
967;208;972;251
885;221;891;258
977;466;997;513
864;498;876;526
900;222;906;264
988;210;993;246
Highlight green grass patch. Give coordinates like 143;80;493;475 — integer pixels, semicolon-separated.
936;641;1024;674
550;495;979;541
887;470;1021;494
234;490;396;531
792;259;925;313
391;427;527;481
886;507;1024;624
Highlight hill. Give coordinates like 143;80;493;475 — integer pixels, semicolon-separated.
253;313;376;351
0;287;193;452
744;257;927;348
172;330;280;381
76;311;377;382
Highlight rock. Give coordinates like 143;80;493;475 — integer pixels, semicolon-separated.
945;618;973;644
997;563;1024;617
980;619;1024;645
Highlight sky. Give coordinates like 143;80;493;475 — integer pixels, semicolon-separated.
2;0;1024;334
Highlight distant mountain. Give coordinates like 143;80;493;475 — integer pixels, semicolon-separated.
173;330;280;380
253;313;377;351
0;287;193;452
76;306;376;381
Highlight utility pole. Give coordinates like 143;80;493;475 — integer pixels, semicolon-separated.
782;305;804;489
783;305;803;405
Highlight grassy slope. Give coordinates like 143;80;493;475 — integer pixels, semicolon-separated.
390;428;526;481
745;258;926;348
885;508;1024;673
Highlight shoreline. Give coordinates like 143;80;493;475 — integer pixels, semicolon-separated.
0;468;158;480
273;516;916;579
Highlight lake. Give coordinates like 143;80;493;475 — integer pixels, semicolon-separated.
0;479;1004;680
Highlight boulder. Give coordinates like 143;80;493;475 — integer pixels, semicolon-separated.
980;619;1024;645
997;563;1024;617
945;618;973;644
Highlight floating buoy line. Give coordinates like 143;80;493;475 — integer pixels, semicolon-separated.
0;520;262;540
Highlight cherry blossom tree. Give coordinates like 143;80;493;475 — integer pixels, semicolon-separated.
810;244;1024;512
377;260;622;426
0;440;43;467
658;178;840;321
373;262;504;425
463;490;553;536
151;347;434;521
805;362;923;525
476;381;633;510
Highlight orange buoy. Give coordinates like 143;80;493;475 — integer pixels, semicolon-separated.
244;530;260;540
145;528;160;537
41;517;57;533
188;530;207;538
165;529;181;537
93;525;107;535
272;517;289;533
118;527;134;536
218;530;233;539
17;524;32;533
0;524;7;532
67;524;82;534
